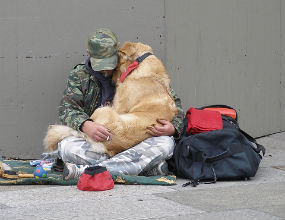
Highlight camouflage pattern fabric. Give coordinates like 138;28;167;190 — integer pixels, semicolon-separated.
58;136;175;176
88;28;118;71
58;64;185;139
58;64;101;131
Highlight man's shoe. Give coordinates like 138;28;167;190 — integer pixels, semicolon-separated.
140;161;169;176
63;163;88;180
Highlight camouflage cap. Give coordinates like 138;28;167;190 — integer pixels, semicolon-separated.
88;28;118;71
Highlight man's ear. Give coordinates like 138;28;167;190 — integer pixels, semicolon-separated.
86;49;90;56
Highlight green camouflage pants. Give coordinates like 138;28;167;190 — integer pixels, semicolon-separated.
58;136;175;175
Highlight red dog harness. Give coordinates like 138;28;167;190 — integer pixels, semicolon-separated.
119;52;152;83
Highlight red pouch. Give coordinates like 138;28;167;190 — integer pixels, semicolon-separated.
186;107;223;134
77;166;114;191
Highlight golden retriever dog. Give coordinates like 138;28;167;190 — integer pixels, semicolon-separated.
44;42;177;156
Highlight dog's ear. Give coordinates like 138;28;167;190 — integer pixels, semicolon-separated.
112;43;133;83
112;66;121;83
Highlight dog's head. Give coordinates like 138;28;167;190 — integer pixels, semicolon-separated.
112;42;153;83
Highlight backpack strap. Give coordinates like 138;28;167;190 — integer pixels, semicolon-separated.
239;129;266;156
182;166;217;187
205;143;244;163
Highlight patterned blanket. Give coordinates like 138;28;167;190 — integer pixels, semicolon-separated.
0;160;176;186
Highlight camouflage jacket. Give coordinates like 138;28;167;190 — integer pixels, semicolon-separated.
58;64;185;140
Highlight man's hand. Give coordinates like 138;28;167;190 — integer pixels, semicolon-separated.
147;119;175;137
81;120;111;142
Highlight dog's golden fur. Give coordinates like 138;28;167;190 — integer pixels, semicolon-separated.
44;42;177;156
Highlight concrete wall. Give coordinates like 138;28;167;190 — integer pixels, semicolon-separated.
165;0;285;137
282;0;285;132
0;0;165;158
0;0;284;158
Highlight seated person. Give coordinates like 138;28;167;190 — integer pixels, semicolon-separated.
56;28;185;179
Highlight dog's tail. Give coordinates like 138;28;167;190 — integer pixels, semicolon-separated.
43;125;80;152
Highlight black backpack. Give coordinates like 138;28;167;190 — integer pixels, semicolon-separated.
173;105;266;187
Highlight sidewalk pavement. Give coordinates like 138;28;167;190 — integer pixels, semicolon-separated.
0;132;284;220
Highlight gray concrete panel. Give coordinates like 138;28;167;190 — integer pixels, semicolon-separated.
282;0;285;133
0;0;165;158
165;0;284;137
